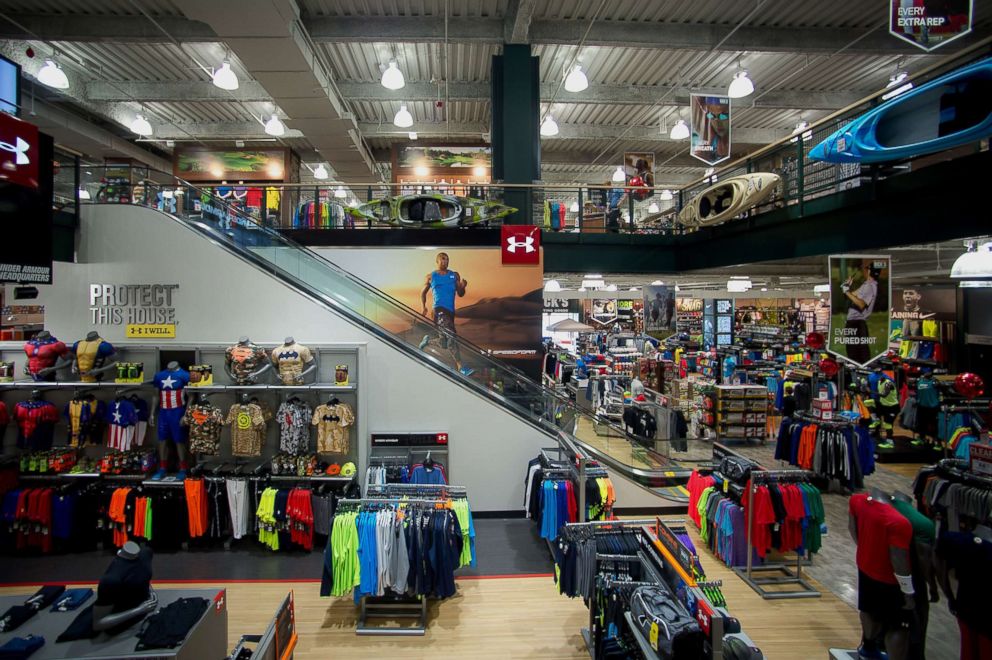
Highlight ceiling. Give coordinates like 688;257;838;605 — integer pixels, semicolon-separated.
545;239;978;293
0;0;988;185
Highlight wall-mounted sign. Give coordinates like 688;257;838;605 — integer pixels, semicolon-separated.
0;122;51;284
501;225;540;265
690;93;731;165
0;110;38;189
174;147;289;181
890;0;972;51
396;144;491;171
590;299;618;325
89;284;179;338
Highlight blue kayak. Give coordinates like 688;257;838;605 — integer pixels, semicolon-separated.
810;58;992;164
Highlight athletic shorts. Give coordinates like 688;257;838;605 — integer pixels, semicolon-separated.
858;571;912;627
433;308;456;347
157;407;187;443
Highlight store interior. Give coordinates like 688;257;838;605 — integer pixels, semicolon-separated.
0;2;990;660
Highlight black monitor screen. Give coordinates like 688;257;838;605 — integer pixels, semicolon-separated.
0;55;19;116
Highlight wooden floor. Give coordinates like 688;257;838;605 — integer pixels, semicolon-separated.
0;522;864;659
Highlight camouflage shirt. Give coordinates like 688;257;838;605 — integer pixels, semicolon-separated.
184;402;224;455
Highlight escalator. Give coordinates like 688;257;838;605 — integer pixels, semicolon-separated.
83;168;692;502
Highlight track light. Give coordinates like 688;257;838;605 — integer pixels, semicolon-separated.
540;115;559;136
212;61;239;91
669;119;689;140
130;114;153;137
612;166;625;183
393;105;413;128
569;201;579;213
408;132;418;140
36;59;69;90
564;65;588;93
882;72;913;100
264;115;285;137
380;61;405;90
313;164;328;180
728;70;754;99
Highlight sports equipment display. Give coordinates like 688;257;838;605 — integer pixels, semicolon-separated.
678;173;780;227
351;195;516;228
810;58;992;164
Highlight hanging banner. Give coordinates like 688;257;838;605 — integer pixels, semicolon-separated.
589;299;618;326
689;93;731;165
828;255;891;366
890;0;973;51
643;285;676;336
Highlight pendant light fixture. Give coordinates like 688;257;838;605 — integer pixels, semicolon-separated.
611;166;625;183
669;118;689;140
264;115;285;136
380;60;405;90
659;189;673;201
333;186;347;199
212;61;239;91
728;62;754;99
647;202;660;213
130;114;153;137
882;72;913;100
564;65;588;93
393;104;413;128
36;59;69;90
312;164;328;180
78;187;91;200
540;115;559;136
951;240;992;283
569;201;579;213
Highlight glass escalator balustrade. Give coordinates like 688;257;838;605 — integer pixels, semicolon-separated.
78;168;688;496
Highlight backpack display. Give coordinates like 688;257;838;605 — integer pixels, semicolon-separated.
629;586;704;659
718;455;758;486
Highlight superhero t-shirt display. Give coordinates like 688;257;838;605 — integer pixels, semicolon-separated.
311;402;355;454
14;401;59;450
226;403;268;456
71;337;115;382
64;397;105;447
271;343;313;385
184;402;225;455
23;336;69;381
153;368;191;444
106;398;139;451
225;342;268;385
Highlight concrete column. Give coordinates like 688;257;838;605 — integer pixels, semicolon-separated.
491;44;540;225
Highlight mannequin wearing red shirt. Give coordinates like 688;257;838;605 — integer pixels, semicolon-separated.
849;488;914;660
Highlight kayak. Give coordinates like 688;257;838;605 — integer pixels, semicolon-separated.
351;194;515;228
678;173;780;227
810;58;992;164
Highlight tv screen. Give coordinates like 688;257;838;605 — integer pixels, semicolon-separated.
0;55;19;116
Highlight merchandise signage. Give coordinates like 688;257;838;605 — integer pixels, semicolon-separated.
500;225;540;265
891;286;956;323
890;0;972;51
0;110;38;189
543;297;578;314
827;255;891;367
689;93;731;165
617;299;634;320
643;285;676;336
370;432;449;447
970;442;992;476
590;299;618;325
89;283;179;339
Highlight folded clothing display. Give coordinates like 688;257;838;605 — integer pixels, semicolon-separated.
0;634;45;660
135;597;209;651
51;588;93;612
0;585;66;632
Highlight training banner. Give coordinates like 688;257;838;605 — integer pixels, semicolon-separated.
643;285;676;336
589;299;619;326
828;255;891;366
890;0;972;51
689;93;731;165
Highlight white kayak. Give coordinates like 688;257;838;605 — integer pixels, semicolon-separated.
678;173;781;227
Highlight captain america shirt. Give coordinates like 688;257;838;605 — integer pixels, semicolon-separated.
106;399;139;451
153;368;191;409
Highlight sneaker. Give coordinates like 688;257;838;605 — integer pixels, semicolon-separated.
418;335;430;350
910;439;924;447
459;367;475;377
877;440;894;450
175;470;186;481
858;644;888;660
150;468;167;481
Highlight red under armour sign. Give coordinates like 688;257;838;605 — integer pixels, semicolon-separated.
0;112;39;189
501;226;540;264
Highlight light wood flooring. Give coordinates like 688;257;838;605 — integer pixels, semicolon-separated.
0;521;864;659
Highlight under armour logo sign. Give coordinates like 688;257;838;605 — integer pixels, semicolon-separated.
0;137;30;165
506;236;536;253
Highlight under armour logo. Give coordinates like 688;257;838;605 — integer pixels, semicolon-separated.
506;236;535;253
0;137;30;165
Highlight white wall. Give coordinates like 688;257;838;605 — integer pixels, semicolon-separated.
21;205;551;511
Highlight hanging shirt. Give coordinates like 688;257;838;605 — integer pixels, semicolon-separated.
226;403;268;457
71;338;115;382
916;377;940;408
277;400;313;455
106;399;139;452
64;399;105;447
153;369;190;409
311;403;355;453
184;402;225;455
14;401;59;450
409;464;447;485
271;343;314;385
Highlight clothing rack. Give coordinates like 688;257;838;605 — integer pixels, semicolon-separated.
793;411;855;427
365;483;467;499
735;468;820;600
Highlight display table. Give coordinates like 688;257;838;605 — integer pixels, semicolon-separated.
0;588;227;659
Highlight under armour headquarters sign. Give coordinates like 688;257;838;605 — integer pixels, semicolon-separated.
501;225;541;264
0;111;38;189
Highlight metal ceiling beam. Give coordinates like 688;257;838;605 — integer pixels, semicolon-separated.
304;16;958;55
335;81;859;110
0;14;217;42
140;121;305;140
504;0;537;44
87;80;272;102
358;121;788;144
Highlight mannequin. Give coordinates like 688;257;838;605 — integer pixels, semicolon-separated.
889;490;937;660
70;331;117;383
23;330;69;381
849;487;914;660
91;542;157;632
225;336;271;385
271;336;316;385
151;361;191;480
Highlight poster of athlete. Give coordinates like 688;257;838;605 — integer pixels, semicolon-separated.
643;285;676;337
828;255;891;366
689;93;731;165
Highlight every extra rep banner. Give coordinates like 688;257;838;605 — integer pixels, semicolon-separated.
890;0;973;52
828;255;891;367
